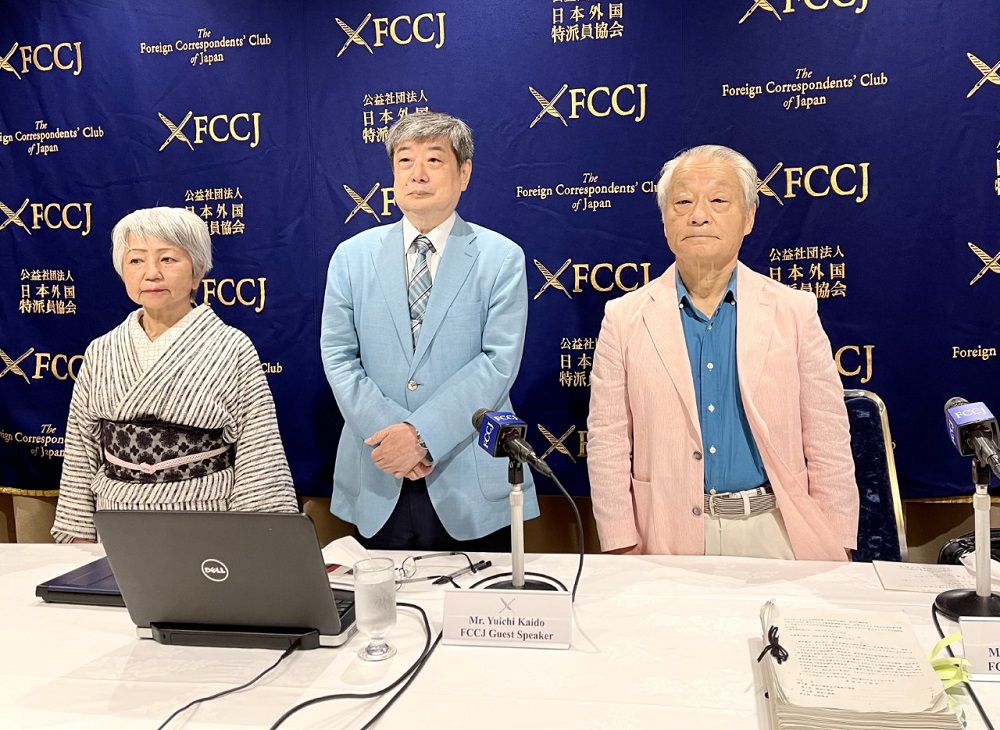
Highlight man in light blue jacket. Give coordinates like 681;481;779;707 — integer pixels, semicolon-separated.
321;112;537;551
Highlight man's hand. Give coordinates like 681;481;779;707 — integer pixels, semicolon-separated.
406;459;435;480
366;423;427;478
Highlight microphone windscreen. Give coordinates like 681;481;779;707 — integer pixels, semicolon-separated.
472;408;490;430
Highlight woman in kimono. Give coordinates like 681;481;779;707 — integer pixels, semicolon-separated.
51;207;298;543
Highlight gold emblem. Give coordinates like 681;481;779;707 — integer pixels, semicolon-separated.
530;84;647;125
158;111;261;150
740;0;866;23
835;345;873;384
0;198;31;234
537;423;577;463
343;182;381;223
739;0;781;24
0;42;21;79
0;347;34;384
200;278;267;312
158;111;194;151
533;258;573;300
336;14;374;58
756;163;784;206
335;13;446;55
529;85;569;128
967;53;1000;98
967;242;1000;285
757;161;869;203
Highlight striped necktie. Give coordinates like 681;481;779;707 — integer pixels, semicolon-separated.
408;235;434;347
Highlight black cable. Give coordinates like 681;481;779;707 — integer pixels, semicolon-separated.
360;630;443;730
268;602;439;729
156;635;304;729
547;471;585;602
931;605;996;730
467;470;584;600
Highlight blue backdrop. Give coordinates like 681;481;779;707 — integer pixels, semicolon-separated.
1;0;997;502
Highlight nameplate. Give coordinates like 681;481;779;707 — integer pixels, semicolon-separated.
441;589;572;649
960;616;1000;681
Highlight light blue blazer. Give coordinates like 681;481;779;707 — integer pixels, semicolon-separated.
320;214;538;540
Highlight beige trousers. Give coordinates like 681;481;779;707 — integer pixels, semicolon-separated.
703;508;795;560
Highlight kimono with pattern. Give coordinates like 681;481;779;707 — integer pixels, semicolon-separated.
51;306;297;543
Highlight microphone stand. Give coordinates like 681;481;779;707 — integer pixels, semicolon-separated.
934;457;1000;619
484;457;557;591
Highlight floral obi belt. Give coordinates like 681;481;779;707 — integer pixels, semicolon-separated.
100;418;234;483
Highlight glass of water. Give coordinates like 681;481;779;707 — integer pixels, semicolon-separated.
353;557;397;662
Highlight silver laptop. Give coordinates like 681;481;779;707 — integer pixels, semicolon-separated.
93;511;356;649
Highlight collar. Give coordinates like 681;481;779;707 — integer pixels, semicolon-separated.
130;303;208;343
402;212;456;255
676;268;738;311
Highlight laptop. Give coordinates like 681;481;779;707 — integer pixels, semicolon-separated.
35;556;125;607
92;510;356;649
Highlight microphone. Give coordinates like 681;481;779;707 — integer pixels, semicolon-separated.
936;397;1000;620
472;408;560;592
944;397;1000;476
472;409;552;476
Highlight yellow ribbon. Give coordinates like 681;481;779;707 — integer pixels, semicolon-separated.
929;632;971;690
928;632;971;727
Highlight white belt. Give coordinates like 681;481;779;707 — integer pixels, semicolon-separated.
102;445;232;475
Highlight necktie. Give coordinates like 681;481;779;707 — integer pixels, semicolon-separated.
408;235;434;347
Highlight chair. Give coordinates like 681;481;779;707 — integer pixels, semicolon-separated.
844;389;908;562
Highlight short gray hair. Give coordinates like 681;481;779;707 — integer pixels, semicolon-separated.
385;111;474;167
655;145;758;215
110;207;213;279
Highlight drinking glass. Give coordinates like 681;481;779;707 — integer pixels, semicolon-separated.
353;557;397;661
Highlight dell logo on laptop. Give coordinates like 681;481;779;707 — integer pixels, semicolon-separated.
200;559;229;582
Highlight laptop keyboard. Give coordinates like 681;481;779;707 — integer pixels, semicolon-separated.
334;595;354;619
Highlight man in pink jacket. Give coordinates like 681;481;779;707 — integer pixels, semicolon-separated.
587;144;858;561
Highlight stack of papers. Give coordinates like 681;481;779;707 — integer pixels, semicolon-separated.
758;602;961;729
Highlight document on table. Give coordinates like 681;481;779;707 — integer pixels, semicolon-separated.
873;560;980;593
757;601;961;729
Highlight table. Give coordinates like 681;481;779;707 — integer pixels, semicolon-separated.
1;543;995;729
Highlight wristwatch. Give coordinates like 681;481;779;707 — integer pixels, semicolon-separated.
414;429;428;451
408;423;429;455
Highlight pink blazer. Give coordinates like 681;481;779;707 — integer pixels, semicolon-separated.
587;263;859;561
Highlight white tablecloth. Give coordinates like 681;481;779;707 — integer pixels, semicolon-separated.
1;544;995;729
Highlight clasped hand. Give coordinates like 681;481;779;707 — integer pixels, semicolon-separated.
366;423;433;480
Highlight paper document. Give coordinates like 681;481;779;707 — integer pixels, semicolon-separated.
757;601;960;729
761;602;945;712
873;561;978;593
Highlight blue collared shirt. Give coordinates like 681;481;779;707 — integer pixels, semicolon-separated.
676;270;767;494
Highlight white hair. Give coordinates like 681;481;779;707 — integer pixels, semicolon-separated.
655;144;758;215
110;207;213;279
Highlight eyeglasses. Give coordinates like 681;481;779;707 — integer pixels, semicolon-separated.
396;551;492;588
